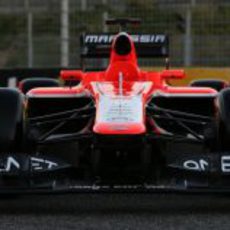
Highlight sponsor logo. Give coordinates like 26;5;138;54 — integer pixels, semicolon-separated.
84;34;166;44
183;156;230;173
0;156;59;173
97;95;143;124
0;157;20;172
221;156;230;172
30;157;58;171
85;35;114;43
183;159;209;172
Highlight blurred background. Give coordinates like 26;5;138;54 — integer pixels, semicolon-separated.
0;0;229;68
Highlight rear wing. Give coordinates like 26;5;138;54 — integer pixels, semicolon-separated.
80;33;169;59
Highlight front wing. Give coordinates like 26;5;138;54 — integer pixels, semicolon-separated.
0;151;230;194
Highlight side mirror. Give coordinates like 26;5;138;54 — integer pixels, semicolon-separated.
160;69;185;80
60;70;84;81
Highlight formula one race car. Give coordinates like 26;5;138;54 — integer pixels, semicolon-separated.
1;18;230;193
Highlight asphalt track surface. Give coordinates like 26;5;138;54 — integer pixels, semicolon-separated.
0;193;230;230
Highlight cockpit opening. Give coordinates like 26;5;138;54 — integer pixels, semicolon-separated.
114;34;132;55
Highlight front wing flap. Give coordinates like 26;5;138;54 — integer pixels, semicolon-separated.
0;153;70;176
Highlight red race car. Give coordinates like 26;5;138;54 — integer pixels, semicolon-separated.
0;19;230;193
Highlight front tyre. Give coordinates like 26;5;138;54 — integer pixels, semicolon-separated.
217;88;230;150
0;88;24;152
